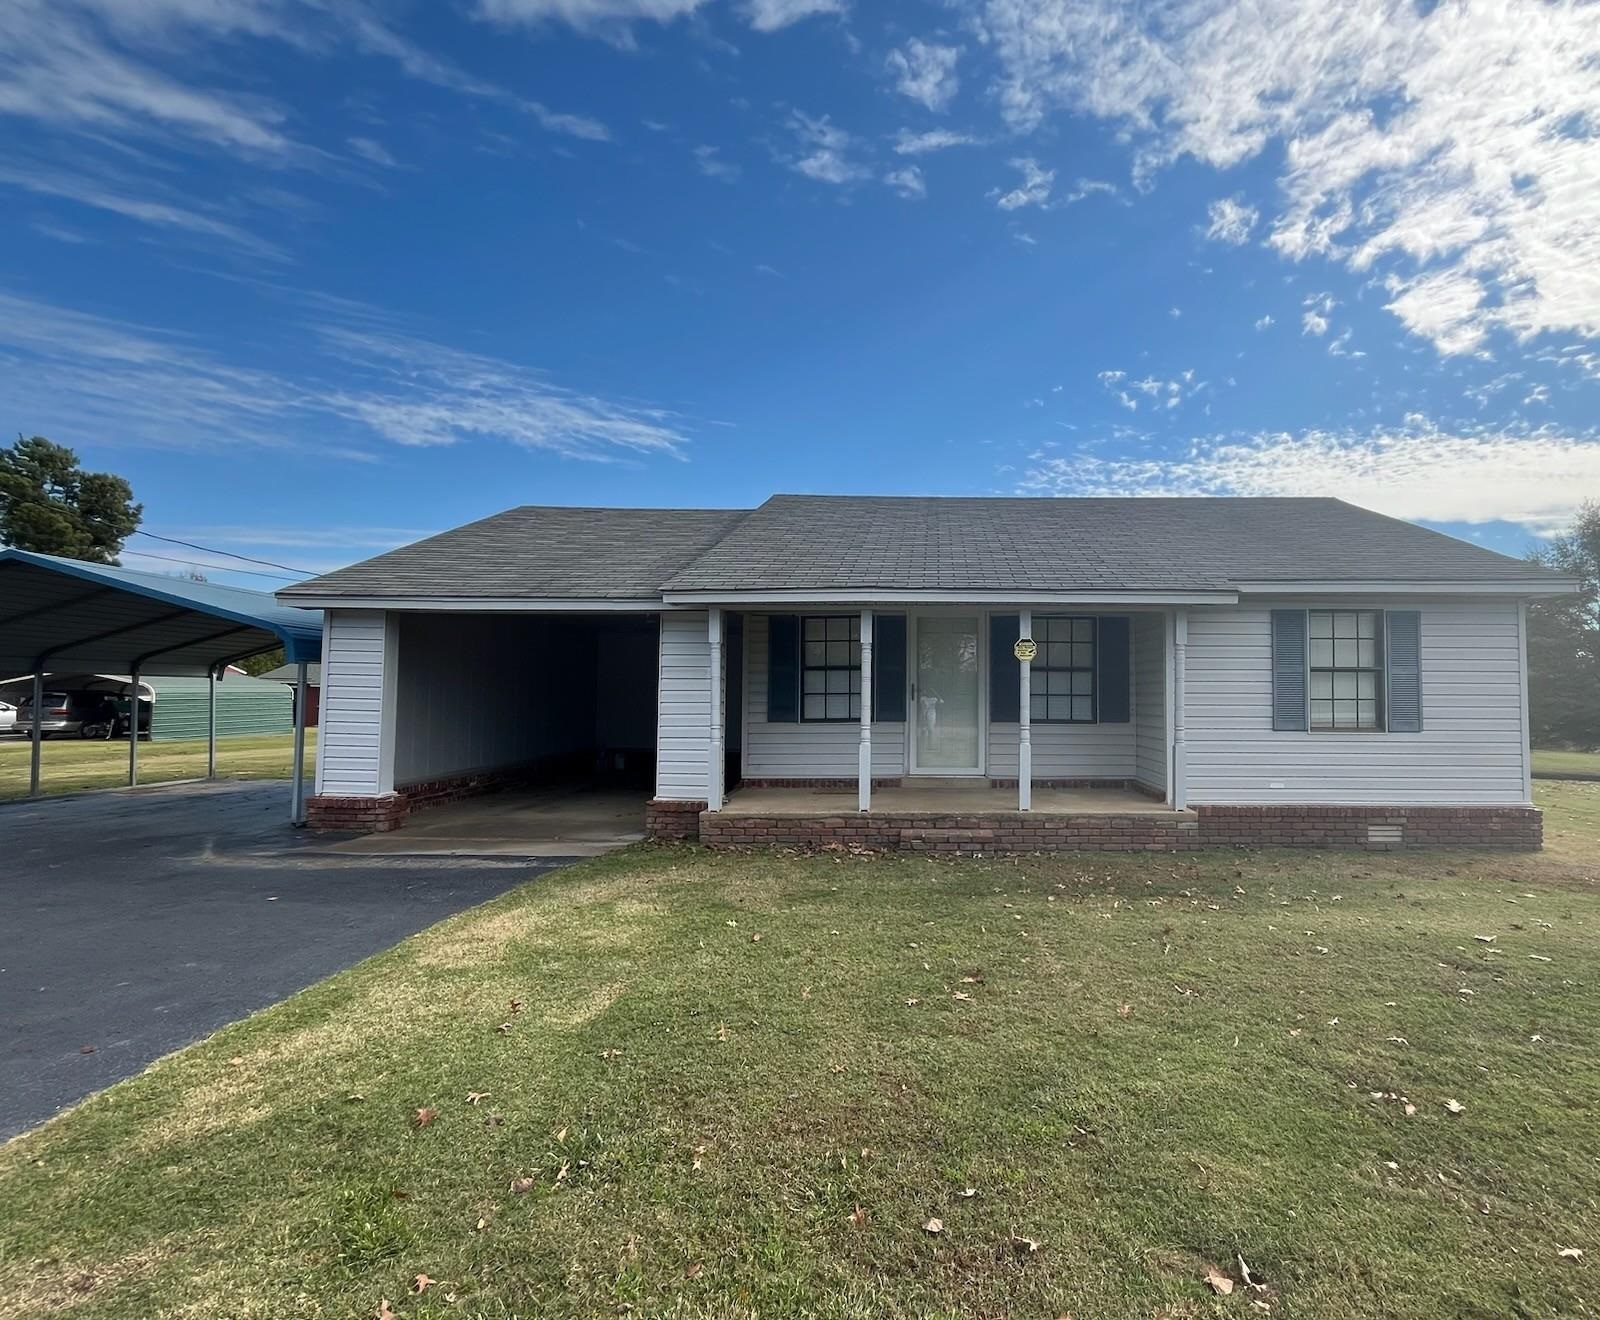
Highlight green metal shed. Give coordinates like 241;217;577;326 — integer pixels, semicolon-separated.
145;674;293;740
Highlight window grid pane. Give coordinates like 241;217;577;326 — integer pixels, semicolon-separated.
800;615;864;722
1028;615;1097;723
1308;609;1383;731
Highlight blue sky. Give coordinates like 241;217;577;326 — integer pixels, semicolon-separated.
2;0;1597;588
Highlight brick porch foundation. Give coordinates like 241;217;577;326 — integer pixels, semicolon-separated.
652;803;1542;853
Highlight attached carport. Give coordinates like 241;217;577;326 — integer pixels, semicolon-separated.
0;548;322;821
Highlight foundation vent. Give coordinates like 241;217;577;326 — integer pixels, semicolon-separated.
1366;823;1405;849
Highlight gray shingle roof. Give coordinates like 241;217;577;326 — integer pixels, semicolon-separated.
662;496;1558;593
283;496;1565;602
279;506;750;600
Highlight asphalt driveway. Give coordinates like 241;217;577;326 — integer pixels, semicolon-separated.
0;780;565;1140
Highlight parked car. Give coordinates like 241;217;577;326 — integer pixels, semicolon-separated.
14;690;147;740
0;699;15;733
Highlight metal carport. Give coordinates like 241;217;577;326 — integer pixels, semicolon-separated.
0;549;323;821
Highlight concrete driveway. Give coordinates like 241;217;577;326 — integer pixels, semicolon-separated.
0;780;571;1140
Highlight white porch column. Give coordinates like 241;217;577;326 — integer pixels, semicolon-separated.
707;607;724;811
128;668;141;787
1017;609;1032;811
1172;609;1188;810
206;666;218;779
28;669;43;797
858;609;873;812
290;661;309;826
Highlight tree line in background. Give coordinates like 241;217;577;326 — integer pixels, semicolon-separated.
1;433;1595;749
1527;499;1600;751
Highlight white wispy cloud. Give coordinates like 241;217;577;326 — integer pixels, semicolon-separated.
1020;420;1600;536
0;289;692;463
993;157;1052;210
694;144;740;182
1254;314;1274;331
973;0;1600;363
1302;291;1336;337
893;127;982;155
1205;195;1257;244
1096;366;1204;412
347;136;397;167
743;0;843;32
886;38;960;112
884;165;926;199
785;111;868;185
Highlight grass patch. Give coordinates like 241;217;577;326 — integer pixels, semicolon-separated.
1533;747;1600;781
2;786;1597;1318
0;731;315;800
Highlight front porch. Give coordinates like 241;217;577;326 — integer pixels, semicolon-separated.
719;781;1180;816
702;779;1200;854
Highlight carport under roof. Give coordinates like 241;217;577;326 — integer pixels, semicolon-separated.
0;548;321;677
1;548;323;818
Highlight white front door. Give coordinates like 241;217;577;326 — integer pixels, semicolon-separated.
910;612;984;774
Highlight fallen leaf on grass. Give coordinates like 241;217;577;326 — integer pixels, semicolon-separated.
684;1263;704;1280
466;1091;490;1105
830;1064;847;1075
923;1218;944;1235
495;1022;512;1035
375;1303;396;1320
1011;1234;1042;1253
1204;1265;1235;1295
716;1023;729;1043
849;1204;868;1227
411;1273;434;1295
957;1187;978;1199
1444;1098;1466;1115
554;1160;570;1184
951;991;972;1002
1559;1246;1584;1261
228;1056;244;1068
751;932;763;942
510;1177;534;1194
1117;1004;1133;1019
905;997;922;1006
413;1107;439;1128
691;1146;706;1172
508;998;523;1014
600;1048;623;1060
801;985;812;1001
1474;935;1496;944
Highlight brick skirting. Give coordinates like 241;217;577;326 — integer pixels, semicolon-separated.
306;753;590;833
678;803;1543;854
304;793;409;833
645;798;706;840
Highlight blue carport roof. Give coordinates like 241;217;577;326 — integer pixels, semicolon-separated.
0;548;322;676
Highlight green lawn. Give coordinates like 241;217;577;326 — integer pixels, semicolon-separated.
1533;747;1600;781
2;784;1597;1319
0;731;315;800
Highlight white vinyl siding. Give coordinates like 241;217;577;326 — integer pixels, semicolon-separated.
657;610;712;800
391;614;597;787
1185;600;1529;805
745;614;907;778
1133;612;1167;794
986;723;1136;778
315;609;389;796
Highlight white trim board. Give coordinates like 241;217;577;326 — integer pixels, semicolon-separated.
664;590;1235;607
278;596;669;612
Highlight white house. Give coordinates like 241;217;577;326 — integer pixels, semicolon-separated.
278;496;1578;851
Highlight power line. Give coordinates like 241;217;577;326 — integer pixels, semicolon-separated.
120;547;308;581
131;529;316;576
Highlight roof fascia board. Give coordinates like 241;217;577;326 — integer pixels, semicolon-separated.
276;595;670;612
661;589;1237;606
1233;579;1582;597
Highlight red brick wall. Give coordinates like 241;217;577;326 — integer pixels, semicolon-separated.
304;794;408;833
306;753;588;833
684;804;1542;854
645;798;705;840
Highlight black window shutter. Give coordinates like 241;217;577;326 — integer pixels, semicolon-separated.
766;614;800;723
989;614;1020;723
1385;610;1422;732
1271;609;1309;731
1097;616;1131;723
873;613;907;722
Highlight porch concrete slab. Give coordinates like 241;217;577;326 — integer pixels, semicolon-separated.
324;786;647;858
719;784;1187;817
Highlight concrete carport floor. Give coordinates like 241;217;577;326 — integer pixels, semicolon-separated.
0;780;573;1140
327;784;650;858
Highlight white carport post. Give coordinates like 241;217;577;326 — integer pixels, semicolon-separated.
858;609;873;812
28;669;43;797
706;608;724;812
1018;610;1033;811
127;667;141;787
1172;609;1189;811
290;660;309;826
207;665;218;779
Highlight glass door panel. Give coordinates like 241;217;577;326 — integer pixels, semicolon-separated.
912;614;982;772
